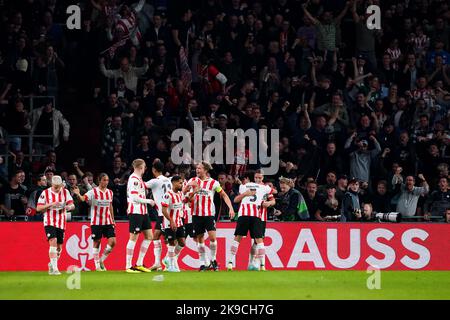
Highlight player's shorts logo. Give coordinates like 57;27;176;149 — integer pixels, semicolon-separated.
47;233;51;238
135;227;140;232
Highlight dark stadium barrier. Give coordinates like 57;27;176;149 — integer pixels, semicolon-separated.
0;222;449;271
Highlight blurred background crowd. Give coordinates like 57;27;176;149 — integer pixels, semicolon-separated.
0;0;449;223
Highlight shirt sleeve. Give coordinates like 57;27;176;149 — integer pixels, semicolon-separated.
128;178;141;195
65;189;74;204
239;184;246;194
161;192;171;207
37;192;47;206
213;180;223;193
84;189;94;202
145;179;157;190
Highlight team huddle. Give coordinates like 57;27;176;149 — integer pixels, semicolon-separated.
36;159;275;275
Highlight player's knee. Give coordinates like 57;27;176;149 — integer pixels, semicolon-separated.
109;238;117;247
129;233;138;241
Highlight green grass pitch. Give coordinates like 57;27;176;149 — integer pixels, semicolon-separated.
1;271;449;300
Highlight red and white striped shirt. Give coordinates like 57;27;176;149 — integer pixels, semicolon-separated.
127;174;148;215
38;187;74;230
188;177;222;217
238;183;273;220
259;184;275;222
84;187;114;226
182;179;193;224
161;190;185;229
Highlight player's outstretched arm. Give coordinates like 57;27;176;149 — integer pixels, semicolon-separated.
220;190;235;219
130;194;155;206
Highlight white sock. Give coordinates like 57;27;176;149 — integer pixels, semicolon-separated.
168;245;176;269
153;240;162;265
49;247;58;271
137;239;151;266
197;242;208;266
92;247;100;269
126;240;136;269
249;242;257;266
101;244;113;263
229;240;240;265
209;240;217;261
256;243;265;268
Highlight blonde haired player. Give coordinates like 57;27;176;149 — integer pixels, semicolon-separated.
37;175;75;275
187;162;235;271
125;159;156;273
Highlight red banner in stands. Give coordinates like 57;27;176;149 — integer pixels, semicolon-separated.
0;222;449;271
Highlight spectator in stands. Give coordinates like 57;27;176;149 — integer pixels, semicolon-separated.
315;184;341;221
302;180;321;221
0;170;28;219
371;180;392;213
274;177;309;221
102;116;128;167
345;133;381;184
424;177;450;221
8;150;31;186
25;173;47;220
341;177;363;222
393;173;430;218
4;99;29;152
99;56;149;94
28;99;70;156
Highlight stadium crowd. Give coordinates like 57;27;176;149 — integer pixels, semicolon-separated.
0;0;449;223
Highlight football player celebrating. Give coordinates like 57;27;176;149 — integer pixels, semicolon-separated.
73;173;116;271
37;176;75;275
125;159;156;273
145;160;172;271
227;170;275;271
187;162;235;271
161;175;186;272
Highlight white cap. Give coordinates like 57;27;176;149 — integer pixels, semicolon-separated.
51;175;63;186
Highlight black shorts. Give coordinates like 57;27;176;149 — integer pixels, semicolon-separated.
91;225;116;241
129;214;152;233
164;226;186;242
234;216;263;239
192;216;216;235
44;226;65;244
260;220;266;238
155;215;163;231
184;222;195;238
